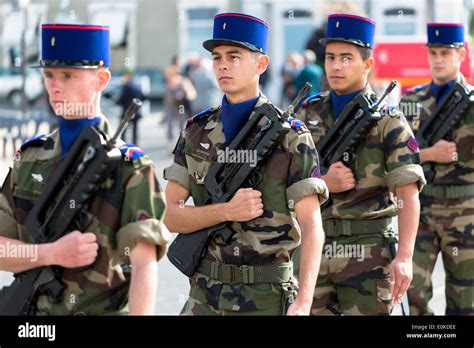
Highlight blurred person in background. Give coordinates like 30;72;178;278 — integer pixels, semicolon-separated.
295;49;324;99
164;55;196;151
116;67;146;144
187;54;220;115
280;52;303;108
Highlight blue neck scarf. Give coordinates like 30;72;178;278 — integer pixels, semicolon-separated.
330;88;364;117
58;116;101;159
430;79;457;104
221;95;259;144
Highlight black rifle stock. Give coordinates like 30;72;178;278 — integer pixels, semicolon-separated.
0;99;142;315
167;84;312;277
415;83;474;182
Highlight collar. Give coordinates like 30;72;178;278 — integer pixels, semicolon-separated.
58;116;102;159
430;78;457;104
221;94;259;144
330;87;365;117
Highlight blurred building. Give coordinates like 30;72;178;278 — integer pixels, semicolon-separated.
0;0;472;102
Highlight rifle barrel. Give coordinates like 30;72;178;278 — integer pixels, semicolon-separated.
109;98;143;146
373;80;398;111
282;82;312;122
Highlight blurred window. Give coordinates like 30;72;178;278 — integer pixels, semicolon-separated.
383;7;417;36
281;9;315;56
185;7;218;55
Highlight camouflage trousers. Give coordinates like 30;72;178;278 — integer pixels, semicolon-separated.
180;273;297;315
295;233;394;315
408;193;474;315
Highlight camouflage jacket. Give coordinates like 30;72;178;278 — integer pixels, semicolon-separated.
164;95;329;267
297;84;426;220
400;74;474;185
0;117;170;315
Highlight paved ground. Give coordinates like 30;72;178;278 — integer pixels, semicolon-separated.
0;109;446;315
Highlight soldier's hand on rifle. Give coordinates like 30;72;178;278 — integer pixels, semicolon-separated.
425;140;457;163
51;231;99;268
224;188;264;222
322;161;356;193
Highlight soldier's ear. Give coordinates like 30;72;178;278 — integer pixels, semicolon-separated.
257;54;270;75
458;47;466;62
95;68;111;92
364;56;374;74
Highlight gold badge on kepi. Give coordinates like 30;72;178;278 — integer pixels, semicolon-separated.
223;22;227;30
336;21;340;28
436;30;439;36
51;36;55;47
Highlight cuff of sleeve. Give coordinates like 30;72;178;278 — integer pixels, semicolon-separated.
286;178;329;210
117;219;171;261
163;163;190;191
386;164;426;193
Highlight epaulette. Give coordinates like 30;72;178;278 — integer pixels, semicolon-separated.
301;92;324;108
119;143;146;161
406;83;428;94
19;134;46;152
185;106;220;128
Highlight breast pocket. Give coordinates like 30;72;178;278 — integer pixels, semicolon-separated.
184;150;214;186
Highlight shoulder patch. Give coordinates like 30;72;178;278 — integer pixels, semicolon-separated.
301;92;325;108
186;106;220;128
288;117;309;134
119;144;146;161
19;134;46;151
406;83;428;94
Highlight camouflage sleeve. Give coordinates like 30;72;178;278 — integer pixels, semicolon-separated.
398;96;420;131
163;132;191;191
296;104;308;123
117;161;171;261
381;112;426;192
285;130;329;210
0;169;19;240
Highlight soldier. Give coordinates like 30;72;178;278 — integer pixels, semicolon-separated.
163;12;329;315
297;14;426;315
400;23;474;315
0;24;170;315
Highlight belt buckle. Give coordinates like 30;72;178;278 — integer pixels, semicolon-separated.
239;265;251;284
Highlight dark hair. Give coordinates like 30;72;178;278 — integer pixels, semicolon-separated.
356;46;372;61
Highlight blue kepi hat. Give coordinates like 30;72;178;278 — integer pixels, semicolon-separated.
427;23;465;48
203;13;270;54
319;14;376;49
31;23;110;68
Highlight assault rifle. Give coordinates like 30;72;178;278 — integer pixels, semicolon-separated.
415;83;474;181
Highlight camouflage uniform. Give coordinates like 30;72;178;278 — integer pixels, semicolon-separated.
400;74;474;315
0;118;170;315
297;84;426;315
164;95;329;315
